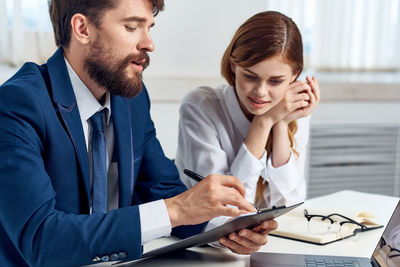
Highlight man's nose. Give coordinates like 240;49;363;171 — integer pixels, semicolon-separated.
138;30;154;52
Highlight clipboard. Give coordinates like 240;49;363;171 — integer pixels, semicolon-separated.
142;202;303;258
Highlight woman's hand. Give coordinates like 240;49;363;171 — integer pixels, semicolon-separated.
244;76;319;160
282;76;320;124
257;79;312;125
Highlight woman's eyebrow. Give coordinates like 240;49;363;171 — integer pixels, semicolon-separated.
244;69;286;79
243;69;259;76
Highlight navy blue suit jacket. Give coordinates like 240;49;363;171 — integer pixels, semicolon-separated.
0;48;205;266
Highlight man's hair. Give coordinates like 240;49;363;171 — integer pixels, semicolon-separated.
48;0;165;48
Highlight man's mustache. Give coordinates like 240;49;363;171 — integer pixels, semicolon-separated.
119;52;150;71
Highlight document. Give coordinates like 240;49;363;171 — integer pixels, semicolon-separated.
143;202;303;258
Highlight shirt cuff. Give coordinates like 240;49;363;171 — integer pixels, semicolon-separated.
263;151;302;197
139;200;172;245
231;143;267;201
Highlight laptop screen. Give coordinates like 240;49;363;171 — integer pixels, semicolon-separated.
371;200;400;267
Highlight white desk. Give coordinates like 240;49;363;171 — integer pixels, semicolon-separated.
99;190;399;267
260;190;399;258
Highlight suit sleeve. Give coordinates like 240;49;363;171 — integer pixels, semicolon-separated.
0;84;143;266
130;86;207;239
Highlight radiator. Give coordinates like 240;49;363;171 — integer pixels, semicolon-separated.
305;123;400;198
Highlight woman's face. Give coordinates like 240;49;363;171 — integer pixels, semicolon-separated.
232;55;296;120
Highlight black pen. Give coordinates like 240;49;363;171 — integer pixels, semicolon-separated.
183;168;260;212
183;169;204;182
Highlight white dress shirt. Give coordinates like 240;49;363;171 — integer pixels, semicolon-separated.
175;84;308;230
64;58;171;244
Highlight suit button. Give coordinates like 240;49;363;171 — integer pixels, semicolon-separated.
118;251;127;259
92;256;101;262
101;255;109;262
110;253;119;261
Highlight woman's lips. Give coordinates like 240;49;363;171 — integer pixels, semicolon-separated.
248;97;269;108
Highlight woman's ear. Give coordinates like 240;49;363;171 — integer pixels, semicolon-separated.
230;61;237;74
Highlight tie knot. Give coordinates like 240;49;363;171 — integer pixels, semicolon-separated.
90;110;105;132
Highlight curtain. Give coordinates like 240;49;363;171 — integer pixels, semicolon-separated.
311;0;400;70
266;0;400;70
0;0;399;70
0;0;56;66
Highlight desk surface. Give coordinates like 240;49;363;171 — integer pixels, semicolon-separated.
98;190;399;267
260;190;398;258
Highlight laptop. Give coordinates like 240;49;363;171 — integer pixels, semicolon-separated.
251;200;400;267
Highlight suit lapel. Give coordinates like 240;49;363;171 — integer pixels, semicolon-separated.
46;48;91;209
111;96;135;207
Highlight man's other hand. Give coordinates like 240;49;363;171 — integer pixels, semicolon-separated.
219;220;278;255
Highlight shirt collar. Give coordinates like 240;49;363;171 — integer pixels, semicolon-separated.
64;57;111;125
223;84;251;139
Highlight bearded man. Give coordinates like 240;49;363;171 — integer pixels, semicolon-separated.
0;0;277;266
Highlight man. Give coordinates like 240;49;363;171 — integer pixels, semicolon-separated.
0;0;277;266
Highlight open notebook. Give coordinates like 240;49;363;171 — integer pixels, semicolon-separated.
270;207;383;245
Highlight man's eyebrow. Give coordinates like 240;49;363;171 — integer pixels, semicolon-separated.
121;16;147;23
120;16;155;27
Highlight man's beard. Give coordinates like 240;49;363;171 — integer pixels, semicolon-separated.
84;38;150;98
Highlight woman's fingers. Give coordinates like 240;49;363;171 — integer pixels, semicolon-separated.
288;80;311;94
306;76;321;103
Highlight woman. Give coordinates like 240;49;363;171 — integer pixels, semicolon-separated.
176;11;320;226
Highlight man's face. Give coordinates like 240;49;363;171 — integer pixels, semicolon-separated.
84;0;155;98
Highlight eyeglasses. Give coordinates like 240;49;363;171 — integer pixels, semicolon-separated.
304;209;368;239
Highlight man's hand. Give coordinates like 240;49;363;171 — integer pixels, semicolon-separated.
219;220;278;255
165;174;255;227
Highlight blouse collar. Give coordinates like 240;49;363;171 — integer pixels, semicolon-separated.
223;84;251;139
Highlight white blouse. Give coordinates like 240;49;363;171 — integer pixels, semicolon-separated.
175;85;308;229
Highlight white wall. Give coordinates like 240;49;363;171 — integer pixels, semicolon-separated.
146;0;271;78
